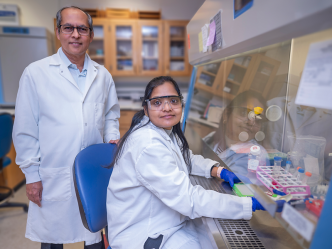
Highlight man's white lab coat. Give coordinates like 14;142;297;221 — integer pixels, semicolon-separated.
13;50;120;244
107;116;252;249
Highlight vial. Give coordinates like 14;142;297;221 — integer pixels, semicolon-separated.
302;172;312;185
296;168;305;182
285;161;292;174
248;145;261;172
273;156;282;177
293;166;301;178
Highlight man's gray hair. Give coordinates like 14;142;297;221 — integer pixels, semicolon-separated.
56;6;93;34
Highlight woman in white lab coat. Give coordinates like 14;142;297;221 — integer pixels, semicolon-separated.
106;76;271;249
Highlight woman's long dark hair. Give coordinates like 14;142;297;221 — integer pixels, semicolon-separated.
108;76;192;172
214;90;267;151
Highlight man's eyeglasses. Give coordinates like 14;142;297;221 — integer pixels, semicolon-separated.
144;95;183;111
58;25;91;36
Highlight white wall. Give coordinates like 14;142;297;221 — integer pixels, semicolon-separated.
59;0;204;20
0;0;204;33
0;0;59;32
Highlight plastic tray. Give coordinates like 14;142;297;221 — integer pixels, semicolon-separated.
256;166;311;196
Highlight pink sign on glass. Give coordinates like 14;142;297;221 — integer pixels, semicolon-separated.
206;20;216;46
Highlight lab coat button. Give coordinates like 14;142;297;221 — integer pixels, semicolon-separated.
85;123;87;126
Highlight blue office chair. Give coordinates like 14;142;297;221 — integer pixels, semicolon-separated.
0;113;28;212
73;143;116;249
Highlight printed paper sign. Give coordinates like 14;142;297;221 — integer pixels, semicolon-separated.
201;24;209;52
281;203;315;241
210;9;223;52
198;31;203;52
206;21;216;46
295;39;332;110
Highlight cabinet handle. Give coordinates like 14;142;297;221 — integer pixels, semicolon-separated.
109;65;112;71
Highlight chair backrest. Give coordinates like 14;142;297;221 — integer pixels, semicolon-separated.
73;143;116;233
0;113;13;159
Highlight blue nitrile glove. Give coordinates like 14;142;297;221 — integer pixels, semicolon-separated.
220;168;241;187
273;189;286;196
251;197;265;211
251;197;286;212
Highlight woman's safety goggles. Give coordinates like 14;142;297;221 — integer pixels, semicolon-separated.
145;95;183;111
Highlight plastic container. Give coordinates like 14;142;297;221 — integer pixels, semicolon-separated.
248;145;261;172
302;172;312;185
297;168;305;182
273;156;282;177
285;161;292;173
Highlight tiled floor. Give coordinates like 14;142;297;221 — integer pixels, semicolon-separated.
0;185;84;249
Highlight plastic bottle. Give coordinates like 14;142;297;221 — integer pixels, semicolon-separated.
285;161;292;174
302;172;312;185
273;156;282;177
296;168;305;182
248;145;261;172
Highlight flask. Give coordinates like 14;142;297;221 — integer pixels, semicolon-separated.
248;145;261;172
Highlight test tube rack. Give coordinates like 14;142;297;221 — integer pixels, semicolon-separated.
256;166;311;196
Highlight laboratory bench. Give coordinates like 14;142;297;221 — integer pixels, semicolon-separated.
190;175;302;249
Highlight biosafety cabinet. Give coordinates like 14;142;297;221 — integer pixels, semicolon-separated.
183;1;332;248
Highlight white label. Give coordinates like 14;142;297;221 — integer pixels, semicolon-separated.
281;203;315;241
248;159;259;170
295;39;332;109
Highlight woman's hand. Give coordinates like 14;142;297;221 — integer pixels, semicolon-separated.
219;168;241;187
251;197;286;212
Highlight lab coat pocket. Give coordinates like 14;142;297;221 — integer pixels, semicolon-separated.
95;103;105;131
39;167;72;201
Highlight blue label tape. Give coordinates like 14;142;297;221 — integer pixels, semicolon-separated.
3;27;29;34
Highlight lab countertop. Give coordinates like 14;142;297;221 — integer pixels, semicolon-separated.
0;100;142;115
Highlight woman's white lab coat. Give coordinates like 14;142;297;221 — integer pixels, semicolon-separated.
12;50;120;244
107;116;252;249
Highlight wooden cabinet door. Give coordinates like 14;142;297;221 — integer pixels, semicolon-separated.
194;61;224;95
89;18;112;73
242;54;280;97
119;110;136;137
110;20;138;76
163;20;190;76
137;20;163;76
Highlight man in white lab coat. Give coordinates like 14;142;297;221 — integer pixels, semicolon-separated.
12;6;120;249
